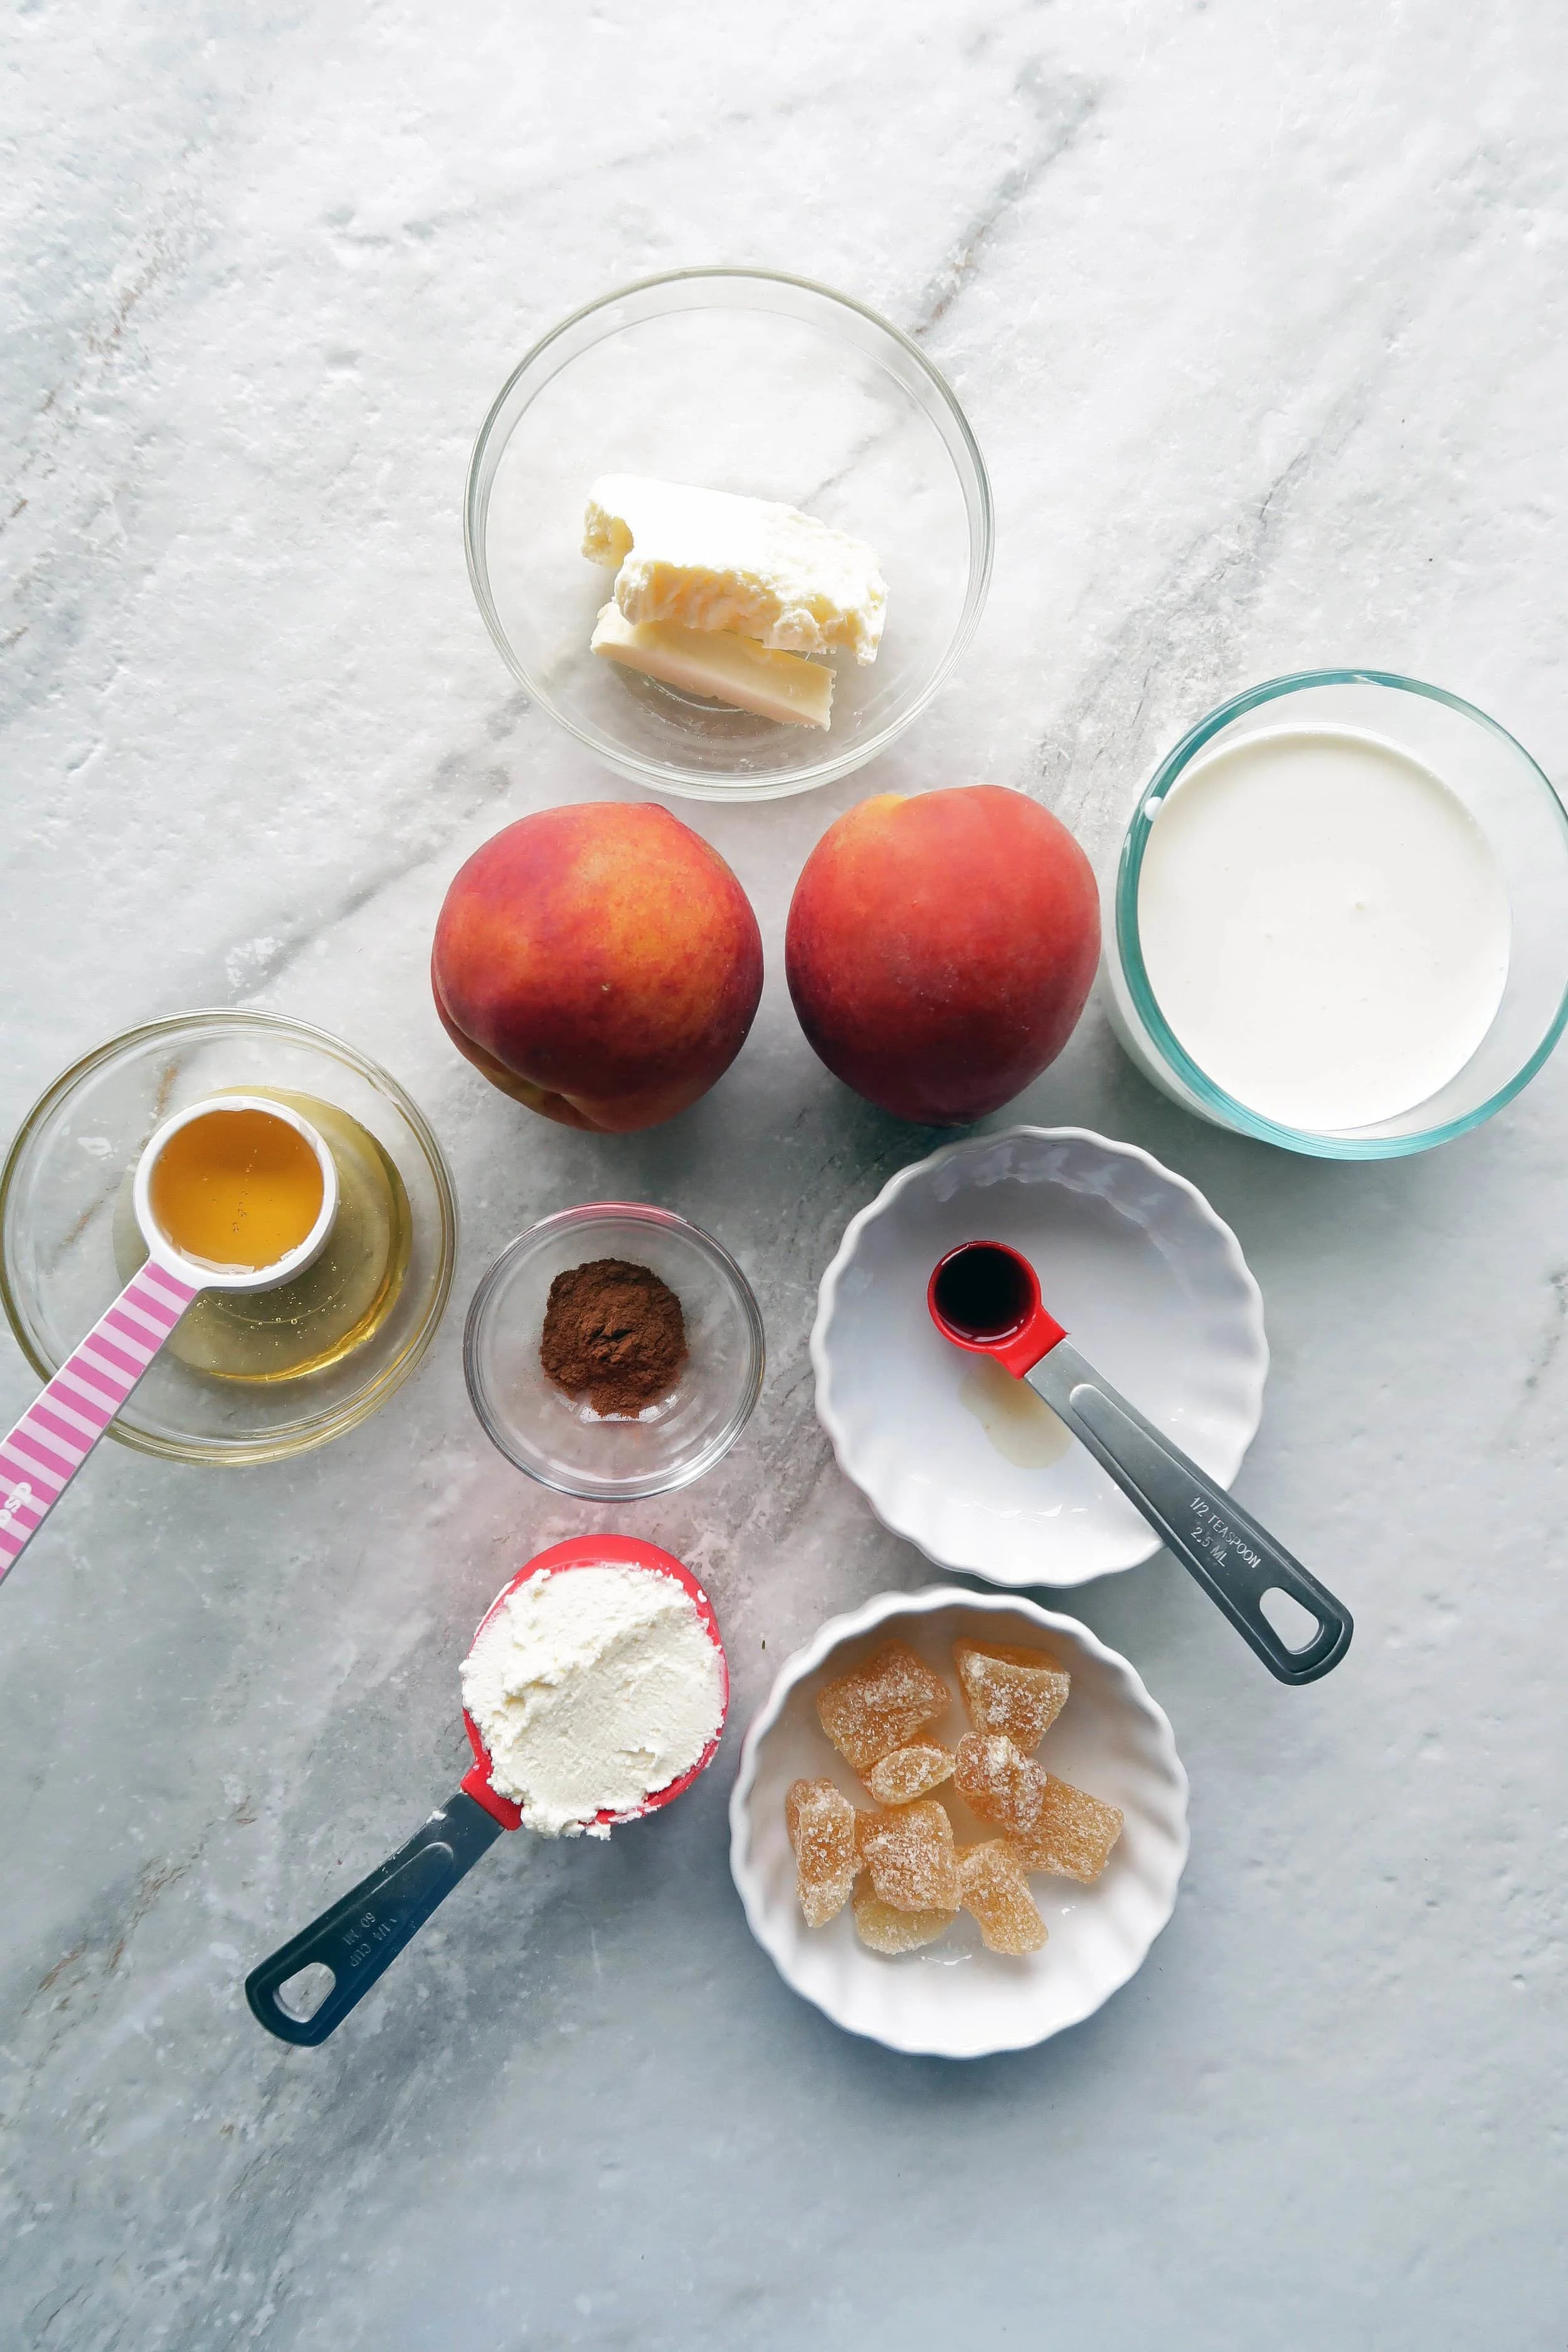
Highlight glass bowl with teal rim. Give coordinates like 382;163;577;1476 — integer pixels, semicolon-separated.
464;267;992;802
1101;670;1568;1159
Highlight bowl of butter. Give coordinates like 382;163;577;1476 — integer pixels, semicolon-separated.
465;269;992;801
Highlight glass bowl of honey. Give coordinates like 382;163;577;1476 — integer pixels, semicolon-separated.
0;1012;457;1463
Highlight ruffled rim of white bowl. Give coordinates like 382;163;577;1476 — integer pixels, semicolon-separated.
729;1584;1191;2058
808;1123;1269;1587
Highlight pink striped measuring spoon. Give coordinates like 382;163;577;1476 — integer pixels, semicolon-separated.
0;1094;338;1584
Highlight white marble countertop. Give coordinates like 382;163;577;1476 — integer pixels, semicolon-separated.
3;4;1566;2344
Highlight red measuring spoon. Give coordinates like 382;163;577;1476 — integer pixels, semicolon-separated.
928;1241;1352;1685
245;1535;728;2045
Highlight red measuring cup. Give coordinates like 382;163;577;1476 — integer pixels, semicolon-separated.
928;1239;1352;1686
246;1535;727;2045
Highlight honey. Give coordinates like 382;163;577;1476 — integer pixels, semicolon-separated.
149;1106;324;1272
116;1091;413;1384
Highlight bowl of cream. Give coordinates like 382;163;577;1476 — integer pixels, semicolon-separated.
1102;670;1568;1157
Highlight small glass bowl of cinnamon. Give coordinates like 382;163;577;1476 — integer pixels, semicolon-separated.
463;1203;765;1500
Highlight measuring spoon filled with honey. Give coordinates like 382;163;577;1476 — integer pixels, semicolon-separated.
0;1096;338;1586
110;1088;413;1385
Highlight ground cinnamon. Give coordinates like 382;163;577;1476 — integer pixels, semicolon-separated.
539;1258;688;1416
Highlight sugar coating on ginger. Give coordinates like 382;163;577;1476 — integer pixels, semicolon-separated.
856;1798;961;1914
1004;1779;1124;1883
785;1777;859;1927
955;1732;1123;1883
815;1639;951;1774
861;1742;954;1807
956;1841;1049;1954
954;1638;1071;1751
852;1887;955;1953
953;1731;1051;1841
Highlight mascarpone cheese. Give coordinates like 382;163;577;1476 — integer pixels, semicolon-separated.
460;1565;725;1838
583;474;886;664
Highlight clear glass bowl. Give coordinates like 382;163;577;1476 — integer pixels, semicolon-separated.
464;268;992;801
464;1204;765;1500
0;1014;457;1462
1102;670;1568;1158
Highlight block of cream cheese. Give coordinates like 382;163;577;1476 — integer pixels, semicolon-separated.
591;603;834;729
583;475;886;664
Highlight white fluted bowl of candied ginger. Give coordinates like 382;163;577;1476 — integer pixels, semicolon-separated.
729;1586;1189;2057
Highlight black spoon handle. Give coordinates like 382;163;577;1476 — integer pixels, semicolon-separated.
1026;1342;1353;1685
245;1791;506;2045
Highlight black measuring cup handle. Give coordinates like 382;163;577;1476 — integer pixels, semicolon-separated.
1027;1342;1353;1685
245;1790;506;2045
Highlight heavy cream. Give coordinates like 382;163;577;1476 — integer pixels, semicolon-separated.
1135;725;1512;1131
460;1565;724;1839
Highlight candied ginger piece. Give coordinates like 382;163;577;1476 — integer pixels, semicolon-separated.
852;1887;955;1954
861;1742;954;1807
954;1732;1051;1840
785;1777;859;1927
856;1799;961;1913
860;1882;959;1957
954;1636;1071;1750
1006;1780;1125;1885
815;1638;951;1774
956;1841;1048;1954
955;1731;1123;1882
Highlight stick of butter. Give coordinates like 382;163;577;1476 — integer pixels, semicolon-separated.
583;475;886;665
590;603;834;730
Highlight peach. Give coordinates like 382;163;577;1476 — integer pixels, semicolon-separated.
432;803;763;1132
785;787;1099;1125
